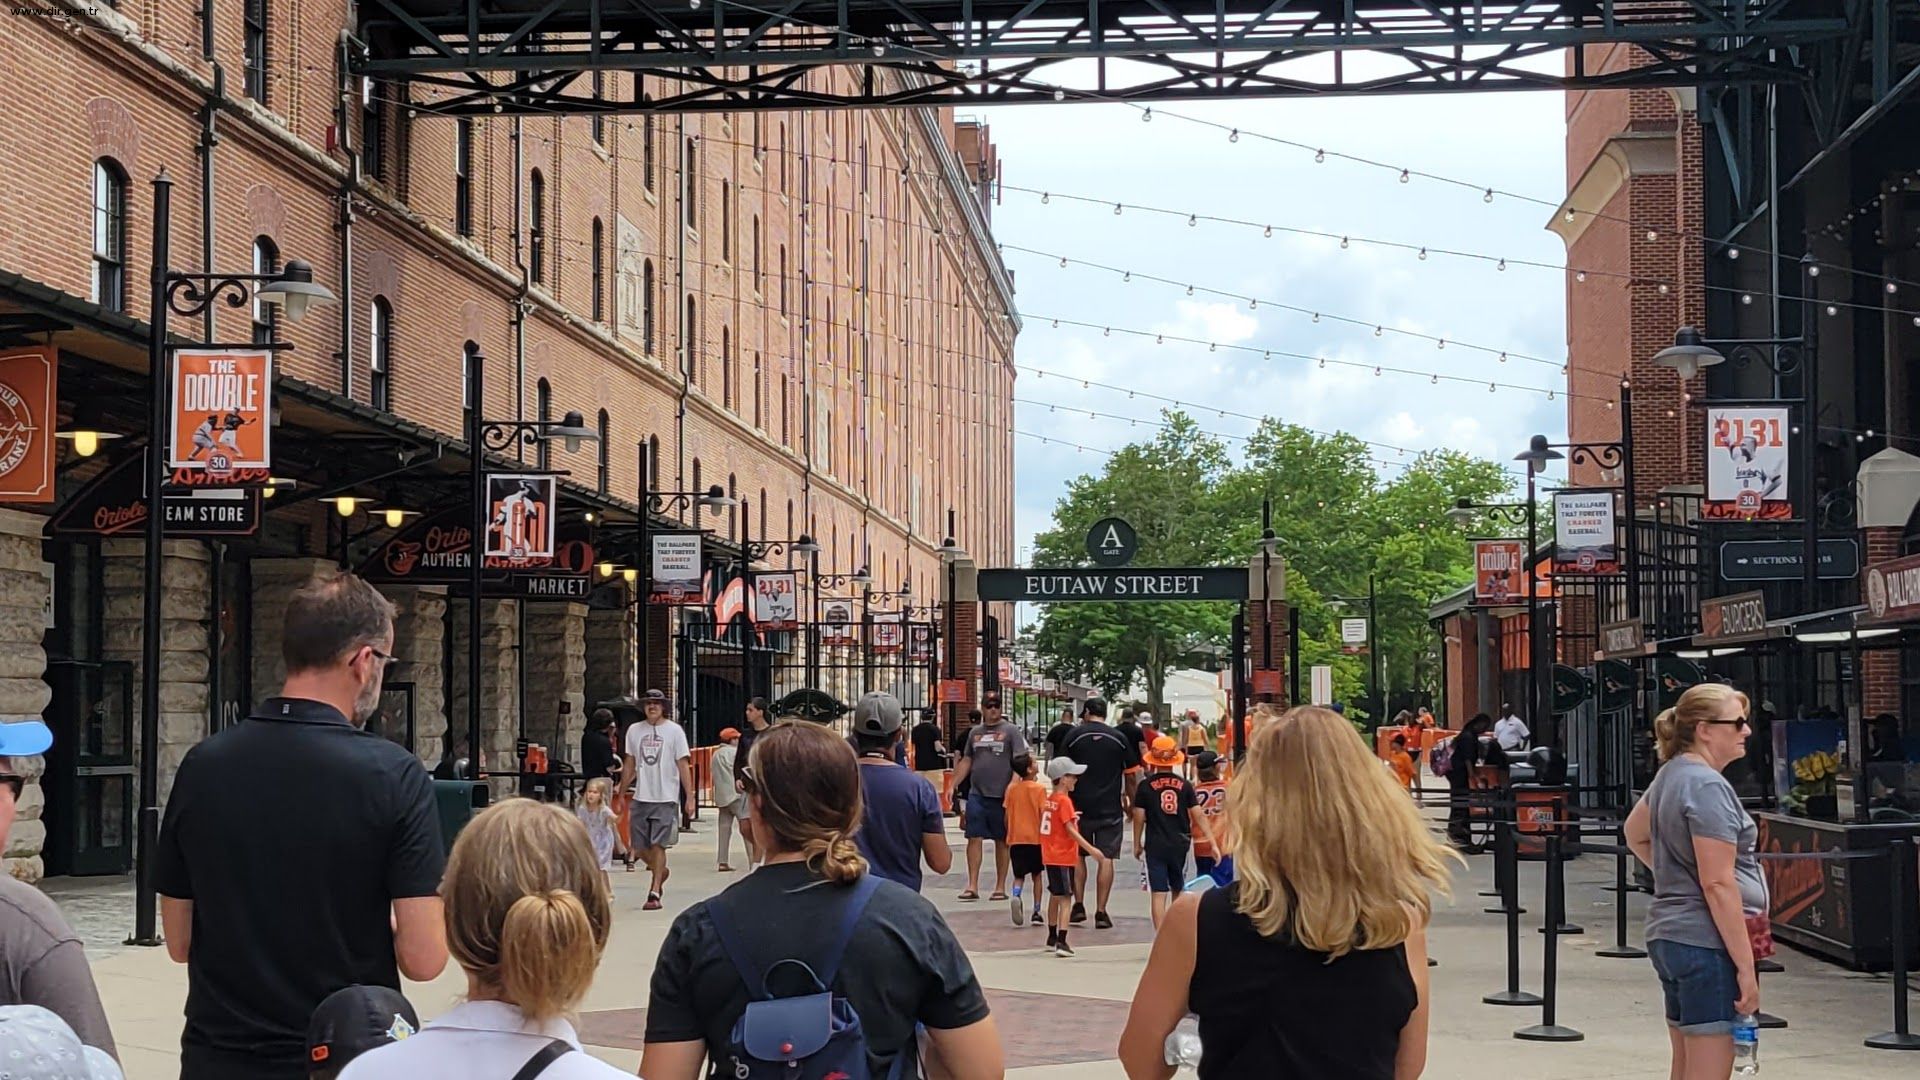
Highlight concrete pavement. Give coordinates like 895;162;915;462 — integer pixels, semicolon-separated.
51;812;1920;1078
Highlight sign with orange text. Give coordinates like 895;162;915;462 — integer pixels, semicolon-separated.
1472;539;1528;605
168;349;271;486
1704;406;1791;520
483;473;556;565
0;349;55;502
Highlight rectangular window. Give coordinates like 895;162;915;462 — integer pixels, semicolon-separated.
369;299;392;411
454;119;474;237
91;161;126;312
682;137;698;233
591;71;606;144
244;0;268;104
362;78;385;183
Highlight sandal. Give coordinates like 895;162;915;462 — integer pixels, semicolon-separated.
988;892;1010;902
957;890;981;902
643;892;662;911
717;864;735;873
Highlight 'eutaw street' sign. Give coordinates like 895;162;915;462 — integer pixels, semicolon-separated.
977;567;1249;602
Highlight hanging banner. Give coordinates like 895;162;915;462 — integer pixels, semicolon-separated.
907;623;934;660
1552;489;1619;575
649;532;704;605
1704;406;1791;520
1340;617;1369;656
483;473;556;565
1472;539;1528;604
751;571;799;630
167;348;272;487
356;507;593;594
45;451;260;537
819;599;858;646
0;348;55;503
873;615;904;653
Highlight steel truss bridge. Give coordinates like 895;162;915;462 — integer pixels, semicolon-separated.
356;1;1877;115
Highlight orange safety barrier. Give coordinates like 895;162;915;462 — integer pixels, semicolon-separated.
689;745;718;806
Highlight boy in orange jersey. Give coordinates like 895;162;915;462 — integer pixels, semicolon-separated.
1388;733;1419;792
1003;753;1049;927
1041;756;1108;957
1189;751;1229;880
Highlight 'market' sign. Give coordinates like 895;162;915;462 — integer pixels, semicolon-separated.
977;567;1249;602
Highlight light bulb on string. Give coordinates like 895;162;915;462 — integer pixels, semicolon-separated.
1374;326;1383;337
1646;229;1658;241
1437;338;1446;350
1229;129;1239;143
1808;265;1821;277
1498;352;1508;362
1142;108;1152;122
1417;248;1427;260
1058;256;1067;267
1102;327;1110;336
1887;282;1899;294
1430;374;1438;384
1113;203;1122;215
1041;192;1050;204
1318;357;1326;368
1497;259;1507;271
1311;312;1320;323
1186;285;1194;296
1727;247;1740;260
1576;270;1587;282
1340;237;1349;249
1742;294;1754;305
1248;298;1258;310
1399;169;1410;183
1122;271;1131;282
1053;89;1065;101
1826;304;1839;316
1484;188;1494;203
1155;335;1163;344
1314;149;1325;163
1373;366;1382;377
1263;226;1272;238
1547;390;1556;401
1658;283;1670;294
1564;208;1576;222
1489;382;1497;392
1187;214;1197;227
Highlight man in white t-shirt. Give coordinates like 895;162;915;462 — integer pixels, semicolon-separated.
1494;703;1530;753
619;689;694;911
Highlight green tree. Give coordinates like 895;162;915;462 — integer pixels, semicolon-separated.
1029;413;1235;715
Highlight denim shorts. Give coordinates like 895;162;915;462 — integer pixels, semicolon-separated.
1647;938;1740;1035
1144;847;1188;894
963;792;1007;840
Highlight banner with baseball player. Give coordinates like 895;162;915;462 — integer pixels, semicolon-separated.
483;473;556;565
1472;539;1527;605
1704;406;1791;521
168;349;272;487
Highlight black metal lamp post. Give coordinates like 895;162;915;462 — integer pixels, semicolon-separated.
464;358;596;778
136;170;337;946
862;578;915;694
1329;574;1381;725
634;437;735;700
1448;495;1539;740
737;499;817;688
939;509;968;742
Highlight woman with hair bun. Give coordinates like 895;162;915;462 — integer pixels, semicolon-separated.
339;798;626;1078
1622;682;1769;1080
642;721;1004;1080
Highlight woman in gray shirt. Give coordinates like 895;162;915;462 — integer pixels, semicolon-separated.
1623;683;1768;1080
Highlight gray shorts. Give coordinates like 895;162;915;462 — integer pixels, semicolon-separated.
630;801;680;850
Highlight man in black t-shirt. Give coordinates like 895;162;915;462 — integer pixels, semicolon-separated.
1058;697;1132;929
156;573;447;1080
909;708;950;797
1044;706;1075;761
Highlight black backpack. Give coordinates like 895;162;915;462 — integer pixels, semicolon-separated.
706;874;908;1079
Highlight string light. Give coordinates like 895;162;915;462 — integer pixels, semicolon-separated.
1484;189;1495;203
1399;169;1410;183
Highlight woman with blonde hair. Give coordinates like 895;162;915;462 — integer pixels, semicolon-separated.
1118;706;1454;1079
641;721;1003;1080
340;798;626;1079
1622;682;1767;1080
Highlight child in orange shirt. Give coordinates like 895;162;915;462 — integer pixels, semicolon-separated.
1388;734;1418;792
1003;753;1049;928
1190;751;1230;879
1041;756;1109;957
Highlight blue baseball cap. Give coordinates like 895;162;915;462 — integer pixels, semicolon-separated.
0;721;52;757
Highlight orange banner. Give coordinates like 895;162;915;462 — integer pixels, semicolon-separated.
1472;539;1527;604
0;348;56;503
168;349;272;486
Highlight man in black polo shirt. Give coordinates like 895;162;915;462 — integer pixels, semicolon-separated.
1059;697;1131;929
157;572;448;1079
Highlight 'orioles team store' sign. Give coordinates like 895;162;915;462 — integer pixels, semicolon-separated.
168;349;272;487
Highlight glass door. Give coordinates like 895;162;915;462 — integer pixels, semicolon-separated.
41;539;133;876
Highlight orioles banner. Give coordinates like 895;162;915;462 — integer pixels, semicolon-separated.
484;473;556;565
0;348;56;503
168;349;272;487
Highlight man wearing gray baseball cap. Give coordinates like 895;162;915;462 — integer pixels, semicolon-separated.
850;692;952;893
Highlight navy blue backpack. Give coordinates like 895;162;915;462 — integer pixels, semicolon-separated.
706;874;909;1080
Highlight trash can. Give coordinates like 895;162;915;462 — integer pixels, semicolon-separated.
1513;782;1569;860
433;779;491;853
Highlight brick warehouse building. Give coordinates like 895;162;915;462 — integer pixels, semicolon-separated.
0;4;1016;880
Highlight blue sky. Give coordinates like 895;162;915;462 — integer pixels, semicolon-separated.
974;89;1572;558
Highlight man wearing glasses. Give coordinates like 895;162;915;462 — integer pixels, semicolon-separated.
0;718;117;1058
156;572;448;1080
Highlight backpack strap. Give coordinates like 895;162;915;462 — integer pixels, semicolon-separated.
508;1039;574;1080
705;890;770;999
815;873;882;986
708;873;883;1000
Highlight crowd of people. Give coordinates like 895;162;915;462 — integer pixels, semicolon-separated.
0;569;1779;1080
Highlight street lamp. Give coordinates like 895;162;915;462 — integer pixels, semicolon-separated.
465;353;598;782
133;170;338;947
634;435;735;701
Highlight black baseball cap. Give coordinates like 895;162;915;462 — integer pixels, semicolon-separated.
1081;697;1107;718
1194;751;1220;772
307;985;419;1073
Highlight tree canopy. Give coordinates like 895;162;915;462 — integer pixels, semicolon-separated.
1024;410;1515;722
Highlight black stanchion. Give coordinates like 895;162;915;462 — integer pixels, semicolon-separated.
1477;789;1503;898
1483;794;1526;916
1536;818;1583;936
1484;815;1543;1007
1596;827;1648;960
1515;833;1585;1042
1865;834;1920;1051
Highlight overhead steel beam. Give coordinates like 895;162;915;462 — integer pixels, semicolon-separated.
358;0;1858;112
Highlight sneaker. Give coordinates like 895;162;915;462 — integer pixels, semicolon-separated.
1045;930;1058;950
1070;903;1088;924
1053;938;1076;958
1095;911;1114;930
1032;906;1045;926
1011;895;1026;926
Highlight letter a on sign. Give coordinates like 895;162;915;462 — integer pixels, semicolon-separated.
1085;516;1139;567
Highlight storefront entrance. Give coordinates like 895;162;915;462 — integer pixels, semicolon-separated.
40;542;133;877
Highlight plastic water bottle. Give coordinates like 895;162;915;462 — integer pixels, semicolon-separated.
1732;1013;1759;1074
1164;1018;1202;1073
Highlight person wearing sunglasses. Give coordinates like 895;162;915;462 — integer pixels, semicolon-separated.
155;572;449;1080
1623;682;1769;1080
0;718;117;1061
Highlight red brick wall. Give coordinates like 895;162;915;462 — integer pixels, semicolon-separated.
1863;526;1902;716
1247;600;1291;706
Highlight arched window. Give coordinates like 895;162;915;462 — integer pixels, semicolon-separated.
528;169;547;284
642;260;656;355
684;296;698;385
461;340;479;434
596;409;610;493
752;353;763;429
721;326;732;409
778;122;788;187
590;217;605;322
779;375;789;446
369;297;393;411
92;159;128;311
250;236;280;344
758;489;767;543
535;378;552;470
454;119;474;237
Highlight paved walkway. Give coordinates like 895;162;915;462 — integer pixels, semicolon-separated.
53;813;1920;1078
